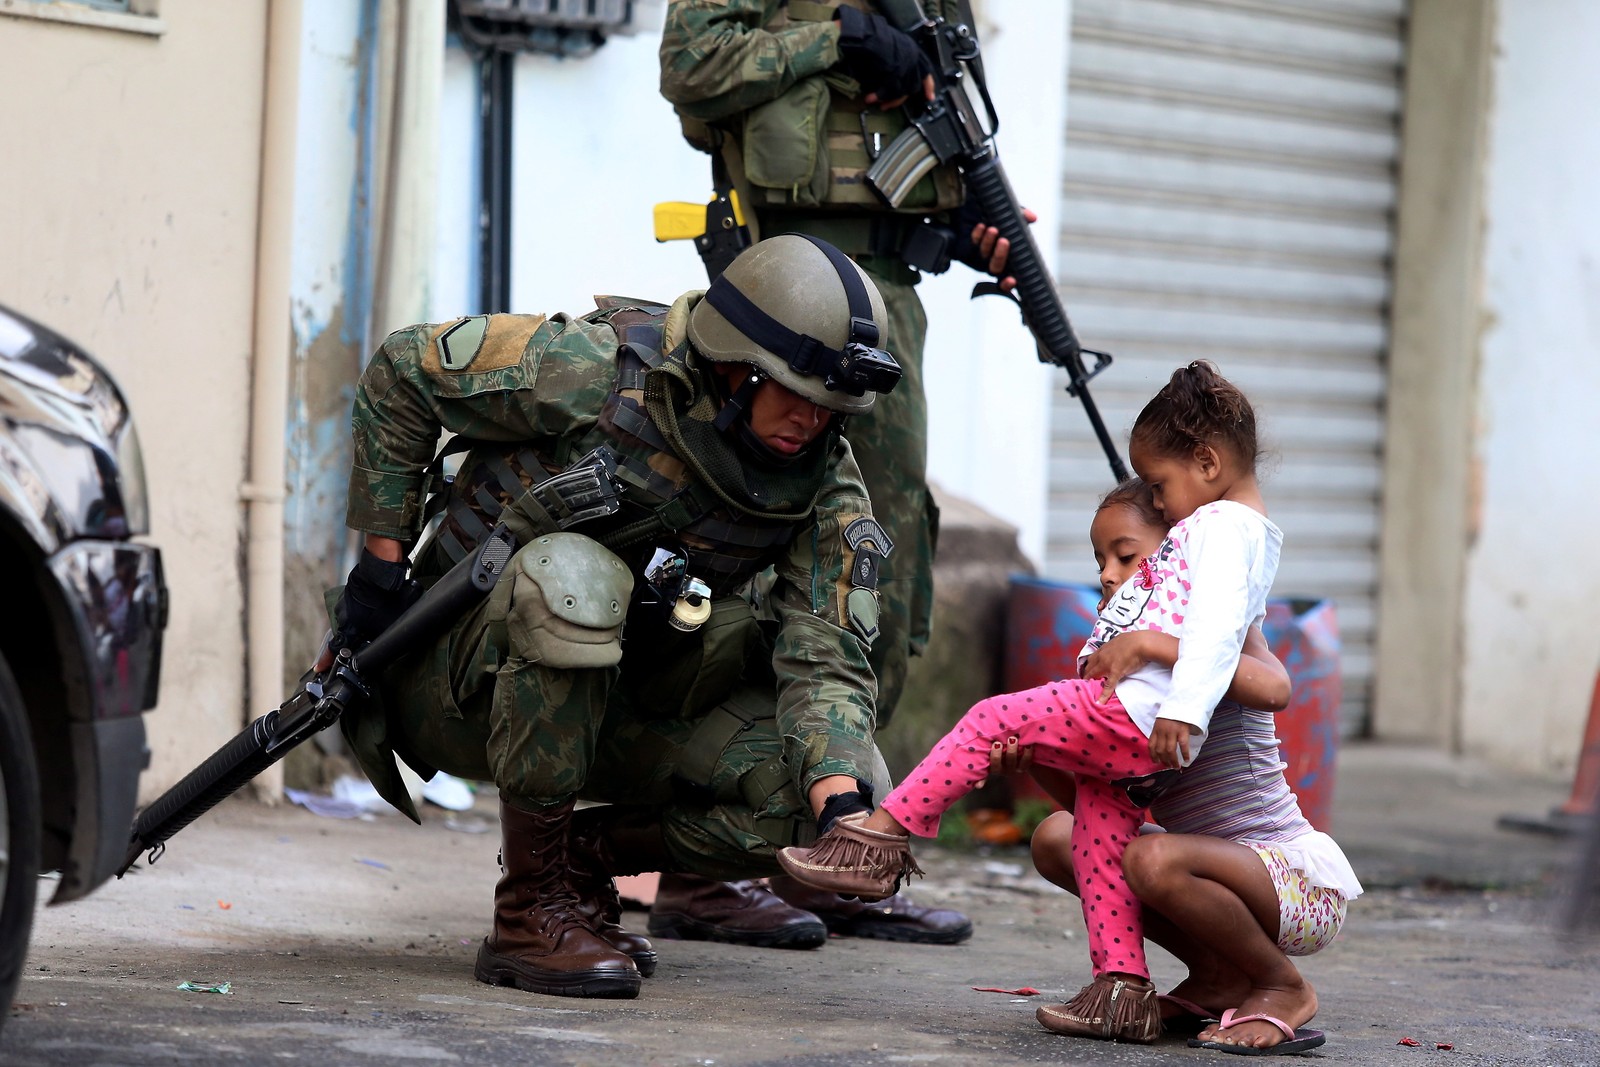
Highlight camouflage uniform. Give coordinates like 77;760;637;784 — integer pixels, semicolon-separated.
340;292;888;875
660;0;965;725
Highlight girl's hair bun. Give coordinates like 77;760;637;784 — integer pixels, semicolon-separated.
1131;360;1259;466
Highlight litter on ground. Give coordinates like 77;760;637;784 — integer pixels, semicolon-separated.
176;981;232;995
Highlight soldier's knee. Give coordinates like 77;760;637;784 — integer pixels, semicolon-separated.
492;533;632;668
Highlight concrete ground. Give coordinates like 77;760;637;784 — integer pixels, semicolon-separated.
3;741;1598;1066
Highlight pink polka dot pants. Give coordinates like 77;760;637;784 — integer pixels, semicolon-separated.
880;679;1163;978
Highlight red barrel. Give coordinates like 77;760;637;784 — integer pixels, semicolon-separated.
1003;577;1342;830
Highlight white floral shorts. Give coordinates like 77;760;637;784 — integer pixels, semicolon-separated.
1244;842;1348;956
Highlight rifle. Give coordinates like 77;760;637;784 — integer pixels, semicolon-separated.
116;525;518;876
869;0;1128;481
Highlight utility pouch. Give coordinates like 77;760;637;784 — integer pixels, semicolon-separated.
678;596;761;719
500;446;622;544
620;595;760;719
741;76;831;208
901;221;955;274
673;686;788;811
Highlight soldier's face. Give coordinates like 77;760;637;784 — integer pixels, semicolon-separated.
748;379;830;455
709;363;833;456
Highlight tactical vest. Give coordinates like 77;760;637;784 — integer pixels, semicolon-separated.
430;303;839;599
687;0;965;226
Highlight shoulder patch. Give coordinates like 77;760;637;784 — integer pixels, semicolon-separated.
438;316;488;370
430;314;548;373
846;587;881;646
842;516;894;556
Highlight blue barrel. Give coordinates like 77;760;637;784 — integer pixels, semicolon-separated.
1003;576;1342;829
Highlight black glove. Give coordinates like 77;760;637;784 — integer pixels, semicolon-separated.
331;548;419;652
834;5;932;104
817;777;876;835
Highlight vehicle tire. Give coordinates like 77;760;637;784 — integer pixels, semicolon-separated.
0;651;41;1032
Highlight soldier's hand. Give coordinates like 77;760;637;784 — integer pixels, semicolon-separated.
972;208;1038;285
869;74;936;110
328;545;420;658
834;6;934;108
953;202;1039;290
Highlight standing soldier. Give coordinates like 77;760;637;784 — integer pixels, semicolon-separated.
655;0;1024;946
329;236;902;999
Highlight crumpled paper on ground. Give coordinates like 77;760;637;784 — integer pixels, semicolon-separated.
287;773;476;818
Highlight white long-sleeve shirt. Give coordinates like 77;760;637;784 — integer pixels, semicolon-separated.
1078;500;1282;763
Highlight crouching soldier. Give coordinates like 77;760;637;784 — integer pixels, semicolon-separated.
327;236;907;999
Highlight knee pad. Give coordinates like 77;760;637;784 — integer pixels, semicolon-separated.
491;533;633;669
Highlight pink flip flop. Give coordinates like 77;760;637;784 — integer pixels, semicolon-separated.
1187;1007;1326;1056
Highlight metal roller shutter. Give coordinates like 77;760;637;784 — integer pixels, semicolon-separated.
1045;0;1406;735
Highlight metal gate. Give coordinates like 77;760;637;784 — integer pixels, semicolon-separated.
1045;0;1407;734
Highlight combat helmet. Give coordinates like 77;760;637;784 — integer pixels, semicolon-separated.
688;234;901;419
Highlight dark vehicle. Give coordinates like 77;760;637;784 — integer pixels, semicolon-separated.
0;303;166;1028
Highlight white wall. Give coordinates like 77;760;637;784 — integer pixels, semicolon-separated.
505;31;712;314
1461;0;1600;774
0;2;267;796
433;3;1063;560
432;44;483;318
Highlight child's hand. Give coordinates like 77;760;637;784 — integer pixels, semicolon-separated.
1148;717;1192;769
1082;632;1152;705
985;735;1032;783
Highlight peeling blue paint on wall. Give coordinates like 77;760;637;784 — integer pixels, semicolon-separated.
282;0;389;679
285;0;384;592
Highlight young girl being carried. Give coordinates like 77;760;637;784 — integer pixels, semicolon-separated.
1014;477;1362;1054
777;362;1288;1044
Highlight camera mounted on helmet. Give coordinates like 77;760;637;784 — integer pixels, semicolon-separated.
703;240;901;400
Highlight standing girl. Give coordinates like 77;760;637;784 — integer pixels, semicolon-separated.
777;362;1283;1044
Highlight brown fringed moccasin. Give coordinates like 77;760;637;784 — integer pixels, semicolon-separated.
1036;973;1161;1044
775;813;925;901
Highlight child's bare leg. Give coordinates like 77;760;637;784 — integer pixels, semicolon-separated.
1031;814;1250;1017
1123;833;1316;1050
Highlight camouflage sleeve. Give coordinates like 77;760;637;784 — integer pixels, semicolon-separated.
768;439;882;794
660;0;841;122
346;312;612;540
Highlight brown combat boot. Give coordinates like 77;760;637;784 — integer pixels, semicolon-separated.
475;799;641;999
768;876;973;945
647;874;828;950
568;806;659;977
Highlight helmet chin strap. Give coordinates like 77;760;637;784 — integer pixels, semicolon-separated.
712;364;767;433
710;363;829;468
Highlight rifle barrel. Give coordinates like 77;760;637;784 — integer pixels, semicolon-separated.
963;153;1129;480
117;526;518;876
118;710;284;875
